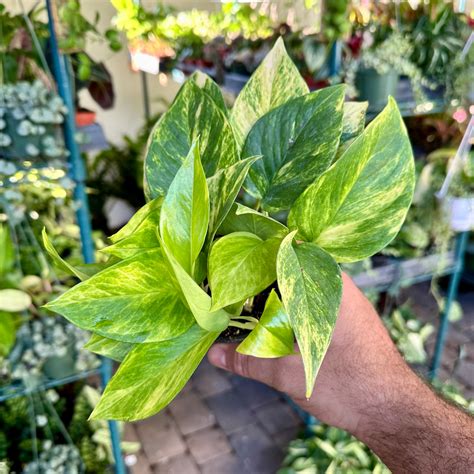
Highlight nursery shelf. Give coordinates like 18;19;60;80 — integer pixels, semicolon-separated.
353;251;457;292
0;367;101;403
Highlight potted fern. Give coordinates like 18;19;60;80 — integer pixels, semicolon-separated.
44;38;415;421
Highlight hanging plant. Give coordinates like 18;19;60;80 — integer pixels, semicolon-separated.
44;39;415;421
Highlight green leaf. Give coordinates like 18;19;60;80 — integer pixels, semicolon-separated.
237;289;294;358
243;86;345;211
209;231;281;310
84;334;135;362
0;289;31;312
341;101;368;143
0;311;16;356
159;236;230;332
218;203;288;240
277;232;342;397
288;98;415;263
189;71;227;114
104;198;162;259
230;37;309;149
207;156;260;244
42;228;89;281
90;324;218;421
75;259;121;279
159;142;209;277
0;225;14;279
45;249;194;343
144;78;238;200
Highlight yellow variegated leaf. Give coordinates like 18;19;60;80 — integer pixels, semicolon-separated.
230;37;309;149
90;324;218;421
45;249;194;343
277;232;342;398
237;290;294;358
289;98;415;263
209;231;281;311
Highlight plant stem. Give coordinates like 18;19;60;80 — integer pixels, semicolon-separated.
231;315;259;324
228;320;257;330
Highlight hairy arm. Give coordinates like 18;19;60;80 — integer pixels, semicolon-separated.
208;274;474;473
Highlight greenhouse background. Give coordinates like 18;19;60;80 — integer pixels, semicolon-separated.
0;0;473;473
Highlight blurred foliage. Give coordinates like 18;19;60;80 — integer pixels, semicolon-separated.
87;113;162;234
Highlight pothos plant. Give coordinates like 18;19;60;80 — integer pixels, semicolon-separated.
44;38;415;421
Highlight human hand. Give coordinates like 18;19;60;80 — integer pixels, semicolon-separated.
208;273;409;436
208;274;474;472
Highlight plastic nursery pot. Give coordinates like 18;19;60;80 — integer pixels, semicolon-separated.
75;109;96;127
216;325;251;344
355;67;399;113
443;196;474;232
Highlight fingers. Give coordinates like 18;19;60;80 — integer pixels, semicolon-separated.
207;343;306;398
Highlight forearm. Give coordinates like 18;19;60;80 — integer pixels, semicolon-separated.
353;361;474;473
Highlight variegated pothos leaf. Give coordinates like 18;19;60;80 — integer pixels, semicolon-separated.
277;232;342;398
230;37;309;149
144;76;237;200
209;231;281;310
160;142;209;277
207;156;260;244
243;86;345;211
288;98;415;263
84;334;135;362
90;324;218;421
45;249;194;343
218;203;288;240
237;289;294;358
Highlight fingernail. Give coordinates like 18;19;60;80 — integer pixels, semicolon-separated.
208;345;226;368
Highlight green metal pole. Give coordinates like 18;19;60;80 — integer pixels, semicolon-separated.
430;231;469;379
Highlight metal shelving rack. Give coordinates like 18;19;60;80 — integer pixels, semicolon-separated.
0;2;125;473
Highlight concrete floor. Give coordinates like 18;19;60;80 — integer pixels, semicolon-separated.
124;282;474;474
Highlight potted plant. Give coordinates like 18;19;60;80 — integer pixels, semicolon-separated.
346;31;427;112
44;38;415;421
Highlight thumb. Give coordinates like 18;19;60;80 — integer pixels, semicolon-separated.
207;343;306;398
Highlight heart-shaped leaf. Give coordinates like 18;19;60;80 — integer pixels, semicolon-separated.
230;37;309;149
90;324;218;421
209;231;281;310
0;289;32;312
243;86;345;211
277;232;342;398
103;198;162;259
144;77;237;200
160;142;209;277
237;289;294;358
289;98;415;263
84;334;135;362
218;203;288;240
45;249;194;343
207;156;260;244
